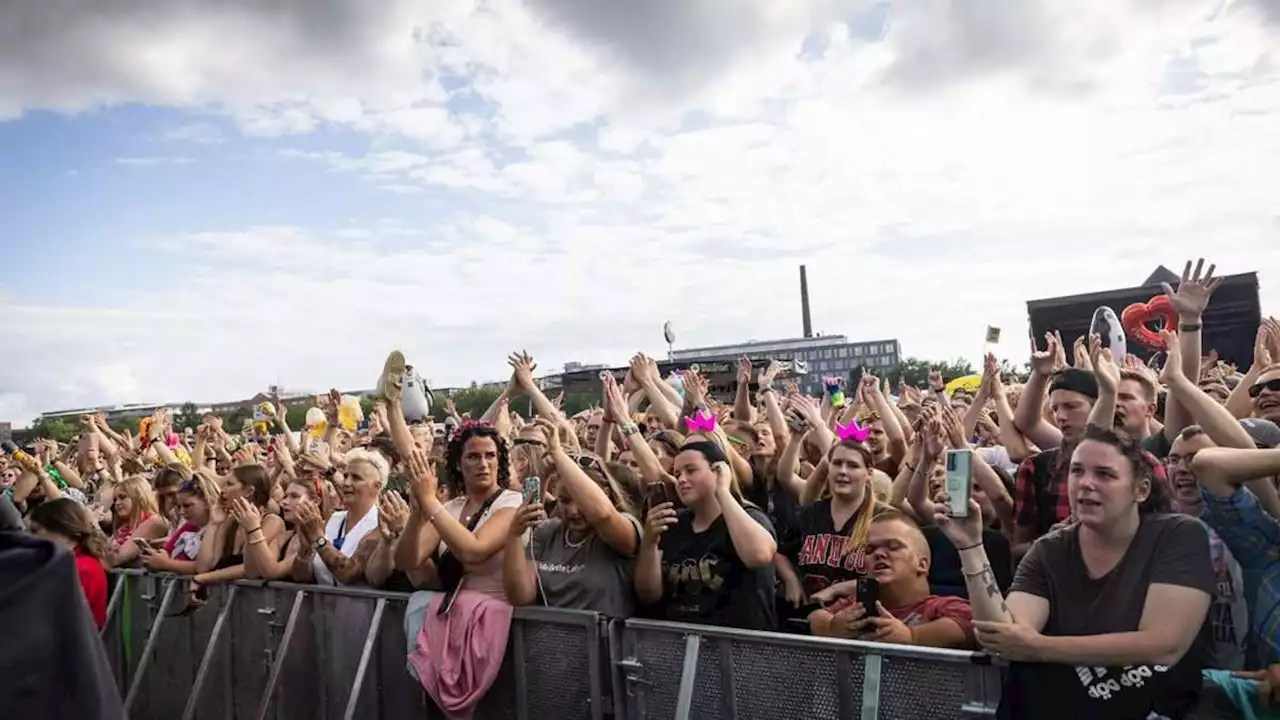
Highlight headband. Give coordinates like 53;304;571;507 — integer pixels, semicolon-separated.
835;420;871;443
678;441;729;466
684;409;717;433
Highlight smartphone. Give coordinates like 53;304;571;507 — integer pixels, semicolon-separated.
522;476;542;506
857;577;880;615
644;482;672;514
945;449;974;518
133;537;157;553
786;411;807;434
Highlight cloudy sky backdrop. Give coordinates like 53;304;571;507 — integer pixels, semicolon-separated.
1;0;1277;423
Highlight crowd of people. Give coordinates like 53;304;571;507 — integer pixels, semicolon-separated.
4;257;1280;719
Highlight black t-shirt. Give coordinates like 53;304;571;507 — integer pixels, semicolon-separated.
923;525;1013;598
781;498;878;602
656;505;778;631
1000;514;1215;720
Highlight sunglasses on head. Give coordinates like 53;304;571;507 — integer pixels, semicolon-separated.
1249;379;1280;399
571;453;606;475
512;438;546;448
179;480;199;493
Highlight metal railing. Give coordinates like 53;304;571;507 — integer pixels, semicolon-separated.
102;570;1243;720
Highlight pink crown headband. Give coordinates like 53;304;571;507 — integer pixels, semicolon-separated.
684;409;717;433
835;420;870;443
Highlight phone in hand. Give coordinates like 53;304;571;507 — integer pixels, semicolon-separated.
944;449;974;518
644;482;673;514
857;577;880;616
133;537;158;554
786;410;808;434
522;476;542;506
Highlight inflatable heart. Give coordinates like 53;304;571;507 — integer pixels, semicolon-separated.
1121;295;1177;351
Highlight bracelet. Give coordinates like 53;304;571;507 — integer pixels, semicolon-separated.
955;542;983;552
246;526;262;534
962;566;992;578
1179;323;1202;332
759;387;775;395
426;505;444;524
248;536;265;546
620;422;639;436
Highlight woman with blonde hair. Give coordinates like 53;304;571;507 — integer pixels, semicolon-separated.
106;475;170;568
142;471;220;575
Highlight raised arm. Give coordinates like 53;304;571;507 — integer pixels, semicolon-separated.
1015;332;1067;450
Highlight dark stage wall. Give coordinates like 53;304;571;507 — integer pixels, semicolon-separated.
1026;272;1261;368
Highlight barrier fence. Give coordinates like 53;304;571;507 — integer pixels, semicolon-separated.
102;570;1243;720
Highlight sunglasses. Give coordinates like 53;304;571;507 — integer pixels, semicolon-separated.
571;453;607;476
1249;379;1280;399
179;480;200;493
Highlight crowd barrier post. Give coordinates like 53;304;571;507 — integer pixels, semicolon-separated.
122;575;179;715
343;596;387;720
252;589;305;720
182;584;240;720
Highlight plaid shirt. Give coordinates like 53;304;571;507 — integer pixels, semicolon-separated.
1013;446;1171;540
1202;486;1280;664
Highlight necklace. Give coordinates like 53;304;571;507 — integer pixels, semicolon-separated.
564;530;588;549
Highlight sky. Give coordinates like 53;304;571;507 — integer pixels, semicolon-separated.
1;0;1278;425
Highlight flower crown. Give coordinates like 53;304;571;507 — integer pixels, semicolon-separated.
458;418;492;432
835;419;871;443
684;409;717;433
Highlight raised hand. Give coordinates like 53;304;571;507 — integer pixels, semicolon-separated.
1030;331;1066;377
736;356;753;385
507;351;537;391
1161;258;1223;321
1089;334;1120;396
378;491;410;539
759;359;783;388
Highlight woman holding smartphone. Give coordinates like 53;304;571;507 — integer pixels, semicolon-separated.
503;403;642;617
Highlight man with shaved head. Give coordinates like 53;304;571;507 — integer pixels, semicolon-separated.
809;512;976;649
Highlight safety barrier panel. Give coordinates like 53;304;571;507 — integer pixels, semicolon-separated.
612;618;1000;720
103;570;609;720
102;570;1245;720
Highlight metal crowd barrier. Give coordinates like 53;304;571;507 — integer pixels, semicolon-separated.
102;570;1245;720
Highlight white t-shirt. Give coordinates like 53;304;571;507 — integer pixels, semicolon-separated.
438;489;523;602
312;505;380;586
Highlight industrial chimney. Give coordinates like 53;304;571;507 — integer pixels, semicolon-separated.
799;265;813;338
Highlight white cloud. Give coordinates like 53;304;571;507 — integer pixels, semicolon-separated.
1;0;1279;424
114;156;196;166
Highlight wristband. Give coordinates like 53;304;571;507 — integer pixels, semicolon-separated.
246;526;262;535
620;422;640;436
426;505;444;525
955;541;983;552
1179;323;1202;332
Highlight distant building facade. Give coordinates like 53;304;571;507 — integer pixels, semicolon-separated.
672;335;901;395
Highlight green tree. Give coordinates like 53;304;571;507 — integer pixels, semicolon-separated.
892;357;978;389
434;387;503;421
174;402;202;433
285;403;312;430
27;417;80;443
109;416;142;436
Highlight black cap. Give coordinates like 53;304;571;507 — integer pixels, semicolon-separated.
1049;368;1099;400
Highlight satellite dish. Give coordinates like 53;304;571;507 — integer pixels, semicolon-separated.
663;321;675;345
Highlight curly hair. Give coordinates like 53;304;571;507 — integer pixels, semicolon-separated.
443;424;510;496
